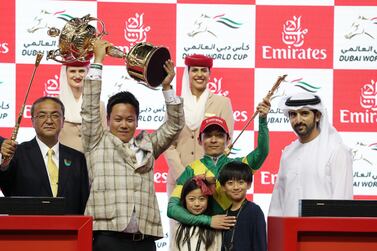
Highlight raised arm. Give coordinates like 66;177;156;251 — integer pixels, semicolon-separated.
239;98;270;171
242;117;269;171
150;60;185;159
81;40;109;152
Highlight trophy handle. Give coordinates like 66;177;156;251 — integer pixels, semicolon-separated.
87;16;108;38
83;16;127;59
106;46;127;59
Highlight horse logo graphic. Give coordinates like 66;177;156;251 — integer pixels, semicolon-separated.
188;14;242;37
345;16;377;40
271;77;321;102
352;142;377;166
27;10;73;33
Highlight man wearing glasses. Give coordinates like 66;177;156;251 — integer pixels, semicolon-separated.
0;96;89;214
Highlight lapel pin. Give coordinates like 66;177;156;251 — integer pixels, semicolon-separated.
64;159;72;167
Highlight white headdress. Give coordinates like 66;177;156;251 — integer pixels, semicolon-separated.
280;92;346;167
59;65;83;123
181;66;210;131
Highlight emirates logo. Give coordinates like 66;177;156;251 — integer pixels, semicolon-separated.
124;13;151;45
340;79;377;124
282;16;308;47
262;15;327;60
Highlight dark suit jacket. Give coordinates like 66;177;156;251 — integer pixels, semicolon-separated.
0;137;89;214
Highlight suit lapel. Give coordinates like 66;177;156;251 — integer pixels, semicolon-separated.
58;144;70;197
134;131;153;168
203;92;218;119
30;138;53;196
204;93;214;116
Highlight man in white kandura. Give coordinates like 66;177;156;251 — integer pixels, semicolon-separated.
269;92;353;216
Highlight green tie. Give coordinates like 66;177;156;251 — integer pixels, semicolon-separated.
47;149;59;197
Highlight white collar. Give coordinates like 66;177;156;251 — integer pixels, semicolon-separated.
35;137;59;157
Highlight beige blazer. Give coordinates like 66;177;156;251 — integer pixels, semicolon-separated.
82;79;185;237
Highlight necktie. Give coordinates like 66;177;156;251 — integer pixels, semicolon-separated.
47;149;59;197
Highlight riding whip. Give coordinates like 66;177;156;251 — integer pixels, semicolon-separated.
2;52;44;165
224;74;287;156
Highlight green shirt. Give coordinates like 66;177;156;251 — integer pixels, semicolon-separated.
167;117;269;226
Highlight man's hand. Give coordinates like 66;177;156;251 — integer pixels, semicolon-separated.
161;59;175;91
257;97;271;118
93;39;111;64
1;139;17;160
210;214;236;230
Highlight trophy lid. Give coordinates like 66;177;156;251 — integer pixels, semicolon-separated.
62;59;91;67
62;54;92;67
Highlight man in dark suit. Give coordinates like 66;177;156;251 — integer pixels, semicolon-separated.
0;96;89;214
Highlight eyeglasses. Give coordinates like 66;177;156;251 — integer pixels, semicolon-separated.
33;113;62;121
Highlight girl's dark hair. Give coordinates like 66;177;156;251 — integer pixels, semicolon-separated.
218;161;253;186
175;177;217;251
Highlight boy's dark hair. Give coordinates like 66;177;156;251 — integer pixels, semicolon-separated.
218;161;253;186
106;91;139;119
176;177;216;251
31;96;65;117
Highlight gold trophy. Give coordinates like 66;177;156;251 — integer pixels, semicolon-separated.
46;14;170;88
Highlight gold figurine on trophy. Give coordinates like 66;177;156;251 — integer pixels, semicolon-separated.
46;14;170;88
